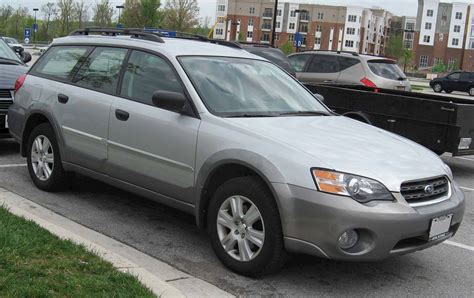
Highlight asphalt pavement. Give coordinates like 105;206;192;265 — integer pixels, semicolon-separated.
0;138;473;296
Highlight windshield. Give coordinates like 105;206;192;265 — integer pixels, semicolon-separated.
5;38;18;44
0;39;21;62
179;56;328;117
368;60;406;81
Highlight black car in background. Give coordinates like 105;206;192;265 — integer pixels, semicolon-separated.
239;43;296;76
430;71;474;96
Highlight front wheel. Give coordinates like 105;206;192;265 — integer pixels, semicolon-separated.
207;177;286;277
27;123;68;191
433;83;442;93
469;87;474;96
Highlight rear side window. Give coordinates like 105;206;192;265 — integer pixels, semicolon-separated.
447;73;460;80
31;46;91;81
307;54;338;73
288;54;311;72
367;60;406;81
120;50;183;106
460;73;471;80
72;47;128;94
338;57;360;71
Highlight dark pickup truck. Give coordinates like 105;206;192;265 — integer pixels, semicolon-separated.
305;84;474;156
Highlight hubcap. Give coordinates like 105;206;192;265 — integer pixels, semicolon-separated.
31;135;54;181
434;84;442;92
216;195;265;262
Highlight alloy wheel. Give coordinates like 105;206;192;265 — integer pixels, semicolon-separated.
31;135;54;181
434;84;442;92
216;195;265;262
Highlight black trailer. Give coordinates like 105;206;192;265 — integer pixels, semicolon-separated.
305;84;474;156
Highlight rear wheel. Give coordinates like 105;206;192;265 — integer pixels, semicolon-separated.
207;177;286;277
469;87;474;96
433;83;442;93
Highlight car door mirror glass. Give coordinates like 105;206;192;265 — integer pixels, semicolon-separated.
152;90;187;112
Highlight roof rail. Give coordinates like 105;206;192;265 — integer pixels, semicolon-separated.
162;31;242;49
237;41;274;48
69;28;165;43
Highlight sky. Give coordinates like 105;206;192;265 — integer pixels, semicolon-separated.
1;0;472;24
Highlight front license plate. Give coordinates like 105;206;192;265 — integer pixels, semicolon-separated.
396;86;405;91
429;214;452;241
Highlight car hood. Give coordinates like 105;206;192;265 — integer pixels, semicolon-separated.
0;64;27;89
226;116;447;192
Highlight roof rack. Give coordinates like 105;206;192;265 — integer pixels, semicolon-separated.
69;27;242;49
70;28;165;43
237;41;274;48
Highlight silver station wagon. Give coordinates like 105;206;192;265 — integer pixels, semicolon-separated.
8;28;464;276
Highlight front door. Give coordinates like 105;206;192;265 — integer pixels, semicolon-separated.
299;54;340;84
107;50;200;203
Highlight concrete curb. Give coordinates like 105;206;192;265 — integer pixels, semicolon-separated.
0;187;233;298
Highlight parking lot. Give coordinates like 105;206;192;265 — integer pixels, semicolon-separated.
0;137;472;296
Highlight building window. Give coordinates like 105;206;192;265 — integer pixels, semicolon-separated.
289;23;295;30
247;31;253;38
425;22;432;30
263;8;273;18
261;32;270;42
262;20;272;30
456;12;463;20
454;25;461;33
290;10;296;17
448;58;457;71
215;28;223;35
315;37;321;45
276;21;281;29
217;4;225;12
427;9;434;17
249;7;255;14
346;27;355;35
300;24;308;33
218;17;225;23
288;34;295;42
317;12;324;20
248;19;254;27
275;34;280;41
406;22;415;31
434;57;443;66
345;40;354;47
277;9;282;16
423;35;431;43
348;15;357;22
452;38;459;46
419;55;428;68
316;25;322;32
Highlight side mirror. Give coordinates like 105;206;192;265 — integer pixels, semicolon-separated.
21;51;32;64
313;93;325;103
152;90;187;113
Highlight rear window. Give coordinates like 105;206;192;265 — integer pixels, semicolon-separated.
307;54;338;73
368;60;406;81
288;54;311;72
31;46;92;81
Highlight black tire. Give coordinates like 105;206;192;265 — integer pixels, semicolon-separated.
433;83;442;93
26;123;68;191
207;177;287;277
469;87;474;96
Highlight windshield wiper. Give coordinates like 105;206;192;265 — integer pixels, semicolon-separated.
0;57;22;65
278;111;331;116
226;113;279;118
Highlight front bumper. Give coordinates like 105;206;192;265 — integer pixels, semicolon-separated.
274;182;465;261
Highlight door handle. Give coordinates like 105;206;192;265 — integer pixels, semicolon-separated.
115;109;130;121
58;93;69;104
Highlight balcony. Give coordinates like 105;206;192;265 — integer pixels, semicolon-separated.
262;23;272;31
262;13;273;19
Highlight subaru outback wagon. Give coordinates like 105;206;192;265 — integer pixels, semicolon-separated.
8;28;464;276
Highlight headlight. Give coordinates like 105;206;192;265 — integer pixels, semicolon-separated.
442;163;453;180
311;169;394;203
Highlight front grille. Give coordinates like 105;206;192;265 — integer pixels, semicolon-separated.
400;176;450;207
0;89;13;98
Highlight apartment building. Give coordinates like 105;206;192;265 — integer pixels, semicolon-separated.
413;0;474;71
214;0;393;55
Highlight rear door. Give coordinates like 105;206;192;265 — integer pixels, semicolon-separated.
107;50;200;203
445;72;461;91
55;46;128;172
299;54;339;84
336;56;364;85
459;72;472;92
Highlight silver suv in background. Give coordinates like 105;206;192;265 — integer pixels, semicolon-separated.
289;51;412;91
8;29;464;276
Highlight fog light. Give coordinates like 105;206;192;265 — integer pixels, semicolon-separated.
458;138;472;150
338;230;359;250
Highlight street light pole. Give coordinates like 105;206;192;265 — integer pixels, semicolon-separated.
33;8;39;48
271;0;278;47
116;5;124;28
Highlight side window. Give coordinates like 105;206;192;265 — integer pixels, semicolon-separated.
460;73;471;80
72;47;128;94
448;73;460;80
120;50;183;106
288;54;311;72
31;46;91;81
338;57;361;71
307;54;338;73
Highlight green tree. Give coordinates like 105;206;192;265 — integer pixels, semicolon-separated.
401;49;413;72
121;0;143;28
41;3;57;42
385;34;404;60
92;0;114;27
57;0;74;35
141;0;161;28
74;0;89;28
432;63;447;73
162;0;199;32
280;41;294;55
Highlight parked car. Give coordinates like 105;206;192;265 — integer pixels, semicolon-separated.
240;43;296;76
9;28;464;276
0;39;28;138
289;51;412;91
2;37;24;52
429;71;474;96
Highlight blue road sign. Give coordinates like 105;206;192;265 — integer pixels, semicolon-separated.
294;32;303;48
116;23;123;29
24;28;31;39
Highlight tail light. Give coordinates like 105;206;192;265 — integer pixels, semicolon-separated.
360;77;377;88
14;74;27;94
